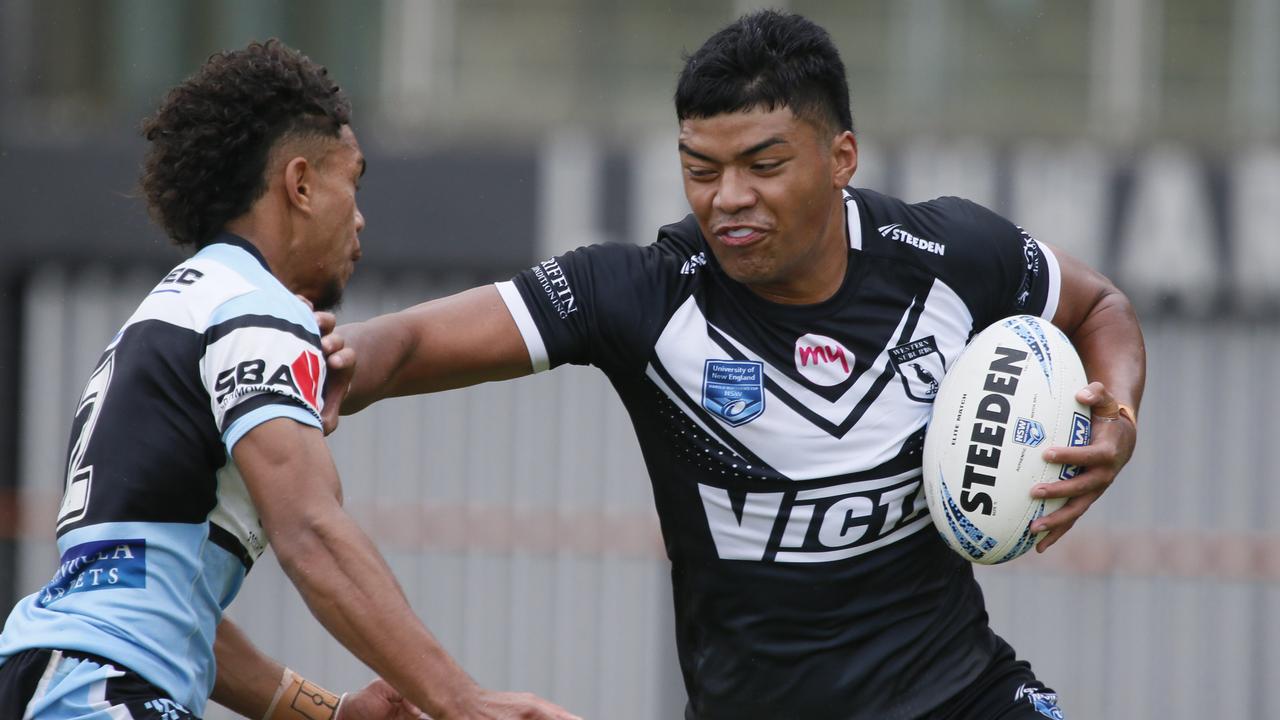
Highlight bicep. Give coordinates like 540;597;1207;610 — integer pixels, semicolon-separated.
231;417;343;537
1044;242;1117;335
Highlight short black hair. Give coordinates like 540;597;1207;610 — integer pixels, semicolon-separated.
140;39;351;249
675;10;854;136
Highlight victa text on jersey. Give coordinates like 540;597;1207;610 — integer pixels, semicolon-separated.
698;475;928;562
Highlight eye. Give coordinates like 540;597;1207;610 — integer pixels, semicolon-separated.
685;166;718;181
752;159;785;173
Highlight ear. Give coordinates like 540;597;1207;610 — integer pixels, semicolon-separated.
283;156;313;214
831;131;858;189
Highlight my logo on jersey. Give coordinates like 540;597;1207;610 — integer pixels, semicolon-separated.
214;350;323;412
877;223;946;256
702;360;765;427
794;334;853;386
1013;417;1046;447
698;479;927;562
1058;412;1091;480
38;538;146;607
888;336;945;403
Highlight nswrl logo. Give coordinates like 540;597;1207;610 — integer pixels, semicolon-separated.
1058;412;1091;480
702;360;764;427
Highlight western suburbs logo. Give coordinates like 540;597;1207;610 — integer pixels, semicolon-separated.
878;223;946;256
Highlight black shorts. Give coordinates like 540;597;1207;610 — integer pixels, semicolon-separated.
931;639;1064;720
0;648;198;720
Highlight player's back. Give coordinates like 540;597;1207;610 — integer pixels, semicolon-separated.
0;235;326;716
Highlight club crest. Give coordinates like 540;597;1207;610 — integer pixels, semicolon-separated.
702;360;765;427
888;336;946;403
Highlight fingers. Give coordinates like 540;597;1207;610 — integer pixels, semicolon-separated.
1032;491;1098;552
315;310;338;338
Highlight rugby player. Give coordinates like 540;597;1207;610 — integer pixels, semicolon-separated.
322;11;1145;720
0;40;577;720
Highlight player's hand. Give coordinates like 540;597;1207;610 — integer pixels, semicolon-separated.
339;678;430;720
315;310;356;435
453;689;583;720
1028;381;1136;553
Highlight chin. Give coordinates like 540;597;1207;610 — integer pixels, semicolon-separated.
312;280;346;312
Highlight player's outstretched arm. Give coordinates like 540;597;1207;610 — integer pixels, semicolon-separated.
233;417;581;720
212;618;427;720
1032;244;1146;551
320;285;533;423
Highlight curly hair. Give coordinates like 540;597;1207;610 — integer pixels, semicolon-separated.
140;39;351;249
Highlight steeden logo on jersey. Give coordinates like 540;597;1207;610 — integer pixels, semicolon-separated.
794;334;853;386
877;223;946;256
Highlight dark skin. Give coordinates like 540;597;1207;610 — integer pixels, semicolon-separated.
318;106;1145;554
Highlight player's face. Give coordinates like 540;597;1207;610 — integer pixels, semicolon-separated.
679;106;857;304
300;125;365;311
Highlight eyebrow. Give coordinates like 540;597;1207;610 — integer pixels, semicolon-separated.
679;137;790;163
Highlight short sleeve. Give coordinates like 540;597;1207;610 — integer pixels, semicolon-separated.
497;242;680;375
199;291;326;451
919;197;1061;328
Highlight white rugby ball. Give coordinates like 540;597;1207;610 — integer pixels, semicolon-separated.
922;315;1091;564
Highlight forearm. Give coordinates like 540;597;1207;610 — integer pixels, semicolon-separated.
341;286;533;414
1067;287;1147;411
274;505;479;718
211;618;286;718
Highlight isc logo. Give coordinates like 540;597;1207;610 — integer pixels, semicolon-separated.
214;351;321;409
698;478;927;562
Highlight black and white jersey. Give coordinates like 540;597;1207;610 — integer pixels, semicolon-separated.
0;235;326;717
497;188;1060;719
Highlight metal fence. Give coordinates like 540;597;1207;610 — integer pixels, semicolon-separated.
10;262;1279;719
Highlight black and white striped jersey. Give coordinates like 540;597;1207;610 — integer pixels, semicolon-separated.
0;235;326;716
498;187;1060;719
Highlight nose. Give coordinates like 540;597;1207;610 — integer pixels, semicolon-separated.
713;168;756;215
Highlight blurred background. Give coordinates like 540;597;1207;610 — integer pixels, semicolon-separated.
1;0;1277;718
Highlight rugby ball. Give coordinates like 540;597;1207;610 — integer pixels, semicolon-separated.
922;315;1090;564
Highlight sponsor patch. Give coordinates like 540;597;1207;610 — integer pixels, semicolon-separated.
888;336;945;403
1015;683;1065;719
1059;412;1091;480
794;334;854;387
39;538;146;606
702;360;765;427
1013;417;1046;447
530;257;578;319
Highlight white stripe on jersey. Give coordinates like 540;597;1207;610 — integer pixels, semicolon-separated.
113;257;258;340
1038;240;1062;322
495;280;550;373
844;189;863;250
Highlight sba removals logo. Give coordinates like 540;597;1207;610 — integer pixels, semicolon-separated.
1058;412;1091;480
702;360;764;427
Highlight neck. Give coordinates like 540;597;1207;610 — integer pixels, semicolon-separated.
223;215;292;286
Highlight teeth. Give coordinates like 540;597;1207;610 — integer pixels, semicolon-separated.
726;228;753;238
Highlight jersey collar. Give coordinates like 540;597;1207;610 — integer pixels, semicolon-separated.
207;232;273;275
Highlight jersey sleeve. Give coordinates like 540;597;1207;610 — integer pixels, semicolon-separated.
199;291;326;451
497;242;676;375
924;197;1061;328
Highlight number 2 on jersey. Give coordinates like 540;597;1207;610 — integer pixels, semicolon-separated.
58;350;115;530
